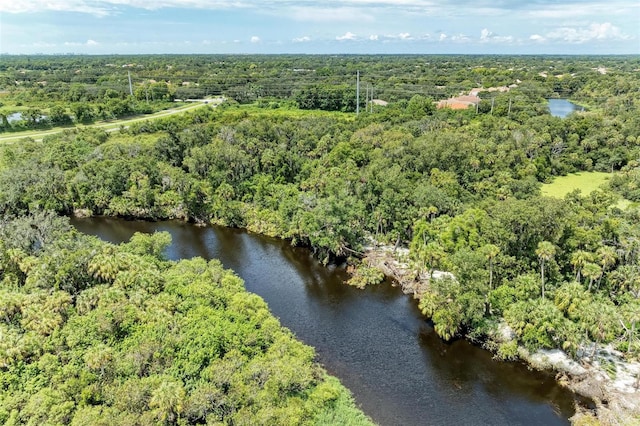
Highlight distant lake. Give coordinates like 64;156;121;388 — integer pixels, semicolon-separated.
5;111;48;124
548;99;583;118
6;112;23;123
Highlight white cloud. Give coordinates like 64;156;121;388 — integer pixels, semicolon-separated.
526;1;638;19
479;28;514;43
336;32;357;41
545;22;632;43
0;0;436;15
3;0;638;54
1;0;111;16
450;33;470;42
64;39;100;46
380;32;415;41
3;0;638;20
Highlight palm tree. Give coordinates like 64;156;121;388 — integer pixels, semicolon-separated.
622;301;640;355
610;264;640;299
536;241;556;300
596;246;617;290
570;250;593;283
150;379;186;424
420;241;446;280
582;262;602;292
482;244;500;314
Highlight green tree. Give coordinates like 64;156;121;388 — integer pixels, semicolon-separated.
149;379;186;424
418;241;446;279
595;245;617;291
582;262;602;292
536;241;556;300
481;243;501;314
49;105;72;125
570;250;593;283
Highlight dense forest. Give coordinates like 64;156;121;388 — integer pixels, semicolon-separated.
1;54;640;423
2;54;637;129
0;213;373;425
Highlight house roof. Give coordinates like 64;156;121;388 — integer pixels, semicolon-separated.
436;95;480;110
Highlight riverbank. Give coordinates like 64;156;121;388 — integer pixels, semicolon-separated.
361;243;640;425
71;213;620;424
71;215;579;425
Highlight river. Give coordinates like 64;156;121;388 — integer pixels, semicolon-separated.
71;216;582;426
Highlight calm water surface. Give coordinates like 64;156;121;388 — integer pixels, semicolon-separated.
71;217;580;426
548;99;583;118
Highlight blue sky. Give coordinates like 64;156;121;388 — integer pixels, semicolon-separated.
1;0;639;54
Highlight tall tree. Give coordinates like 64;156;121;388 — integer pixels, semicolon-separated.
481;243;501;315
570;250;593;283
536;241;556;300
595;245;617;290
583;262;602;292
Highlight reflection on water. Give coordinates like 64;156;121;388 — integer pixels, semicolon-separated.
548;99;583;118
71;217;578;426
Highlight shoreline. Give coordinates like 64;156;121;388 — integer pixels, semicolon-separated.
362;243;640;425
73;212;640;424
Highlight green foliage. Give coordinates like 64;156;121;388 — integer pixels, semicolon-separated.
419;276;484;341
295;84;357;112
2;54;640;362
495;340;519;361
346;265;385;289
504;299;571;351
0;216;372;425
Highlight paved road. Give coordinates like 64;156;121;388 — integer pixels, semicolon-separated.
0;97;223;144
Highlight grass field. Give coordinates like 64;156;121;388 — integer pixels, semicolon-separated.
541;171;612;198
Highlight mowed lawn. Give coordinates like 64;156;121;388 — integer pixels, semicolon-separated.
541;171;612;198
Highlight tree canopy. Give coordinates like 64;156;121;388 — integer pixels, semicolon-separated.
2;54;640;408
0;214;372;425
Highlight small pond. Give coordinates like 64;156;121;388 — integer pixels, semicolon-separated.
548;99;584;118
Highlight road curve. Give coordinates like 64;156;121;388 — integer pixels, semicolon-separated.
0;98;223;144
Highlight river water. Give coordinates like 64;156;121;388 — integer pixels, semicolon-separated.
71;216;581;426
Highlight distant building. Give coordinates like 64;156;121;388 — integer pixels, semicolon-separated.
437;95;481;110
371;99;388;106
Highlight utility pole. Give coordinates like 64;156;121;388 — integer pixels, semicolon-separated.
356;70;360;115
128;71;133;97
490;97;495;114
508;98;512;115
370;85;374;113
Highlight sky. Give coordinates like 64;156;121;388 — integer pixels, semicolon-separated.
1;0;639;55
